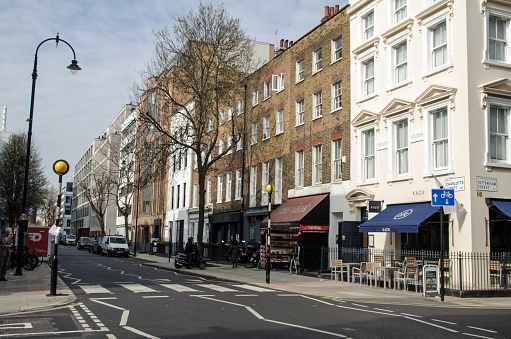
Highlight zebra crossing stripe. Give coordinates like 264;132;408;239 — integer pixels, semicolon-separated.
78;285;113;294
232;284;276;292
119;283;159;293
159;284;200;292
197;284;239;292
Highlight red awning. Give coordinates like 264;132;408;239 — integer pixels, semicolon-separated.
264;194;329;224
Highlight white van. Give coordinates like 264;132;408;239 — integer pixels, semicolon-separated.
102;236;129;257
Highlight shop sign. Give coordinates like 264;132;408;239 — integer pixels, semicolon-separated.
476;176;497;192
369;201;382;213
423;265;439;296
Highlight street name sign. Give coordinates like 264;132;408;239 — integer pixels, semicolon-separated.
431;189;455;206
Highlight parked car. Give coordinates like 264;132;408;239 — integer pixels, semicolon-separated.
91;237;103;254
77;237;91;250
101;235;129;257
62;234;76;246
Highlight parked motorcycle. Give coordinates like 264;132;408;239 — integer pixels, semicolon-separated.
174;248;206;270
250;250;260;268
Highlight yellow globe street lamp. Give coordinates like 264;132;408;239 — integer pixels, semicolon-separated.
265;184;273;284
50;159;69;295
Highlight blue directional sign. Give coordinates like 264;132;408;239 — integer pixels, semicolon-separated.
431;189;455;206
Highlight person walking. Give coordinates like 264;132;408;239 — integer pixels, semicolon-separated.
0;228;13;281
228;239;240;268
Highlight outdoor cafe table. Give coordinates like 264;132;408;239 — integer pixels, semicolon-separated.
339;263;360;283
375;266;400;289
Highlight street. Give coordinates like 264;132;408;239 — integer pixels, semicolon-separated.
1;246;510;338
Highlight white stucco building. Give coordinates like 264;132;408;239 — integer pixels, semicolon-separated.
347;0;511;253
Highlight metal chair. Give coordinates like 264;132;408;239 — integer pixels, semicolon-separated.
394;265;419;292
330;259;344;281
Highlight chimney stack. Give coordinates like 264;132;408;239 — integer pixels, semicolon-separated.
324;6;330;18
335;5;339;13
285;40;289;48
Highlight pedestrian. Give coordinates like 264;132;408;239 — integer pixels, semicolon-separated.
0;228;13;281
228;239;240;268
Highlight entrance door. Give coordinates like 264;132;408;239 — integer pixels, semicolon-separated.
176;220;184;252
141;227;150;253
339;221;362;262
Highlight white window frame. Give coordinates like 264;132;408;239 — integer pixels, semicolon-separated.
219;109;225;126
358;125;377;184
296;100;304;126
360;53;376;100
388;36;410;90
332;139;343;181
485;97;511;168
362;9;375;41
484;7;511;69
227;105;233;121
226;172;232;202
261;161;269;205
193;183;198;208
422;100;452;176
276;109;284;135
252;90;259;107
296;60;305;83
264;80;272;100
218;137;224;155
422;14;451;77
217;175;223;203
272;73;285;92
236;133;243;151
331;36;343;63
312;144;322;185
313;48;323;74
275;157;282;204
251;121;258;145
237;98;244;115
249;165;257;207
206;179;212;205
235;169;242;200
393;0;407;24
387;114;411;181
208;117;214;132
295;150;304;187
227;133;233;155
263;115;270;140
313;91;323;119
331;81;342;112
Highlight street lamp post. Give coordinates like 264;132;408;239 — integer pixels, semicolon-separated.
265;184;273;284
15;34;81;276
51;160;69;296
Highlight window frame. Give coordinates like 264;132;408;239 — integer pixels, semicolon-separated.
216;175;223;203
296;60;305;83
332;138;343;181
485;97;511;168
422;14;451;77
275;157;283;204
249;165;257;207
358;125;377;184
235;169;242;200
237;98;244;115
362;9;375;41
227;105;233;121
226;172;232;202
484;7;511;69
393;0;407;24
422;100;452;176
251;121;258;145
313;48;323;74
388;114;411;181
272;73;285;92
263;115;270;140
313;91;323;120
261;161;269;205
206;179;212;205
264;80;272;100
312;144;323;185
252;89;259;107
295;150;304;187
388;36;410;89
331;81;342;112
276;108;284;135
361;54;376;99
296;100;305;126
331;36;343;63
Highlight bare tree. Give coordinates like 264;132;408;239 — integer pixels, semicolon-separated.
134;2;259;254
39;187;58;226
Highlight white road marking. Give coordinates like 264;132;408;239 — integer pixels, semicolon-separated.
119;283;159;293
235;294;259;297
400;313;422;318
142;295;169;299
462;333;496;339
351;303;369;308
159;283;200;293
0;323;33;330
197;284;239;292
123;326;160;339
106;334;117;339
373;308;394;313
467;326;498;334
78;285;112;294
403;316;458;333
120;310;130;326
232;284;276;292
432;319;457;325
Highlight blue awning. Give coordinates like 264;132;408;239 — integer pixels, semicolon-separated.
491;199;511;218
359;203;440;233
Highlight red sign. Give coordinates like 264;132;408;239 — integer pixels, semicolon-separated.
27;226;50;257
300;225;329;231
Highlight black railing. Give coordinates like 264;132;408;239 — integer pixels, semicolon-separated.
322;247;511;295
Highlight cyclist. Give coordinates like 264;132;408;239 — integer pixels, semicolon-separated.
0;228;13;281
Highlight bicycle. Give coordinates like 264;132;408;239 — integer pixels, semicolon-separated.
8;246;39;271
27;247;44;267
289;248;300;275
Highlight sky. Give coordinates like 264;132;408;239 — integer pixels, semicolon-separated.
0;0;348;186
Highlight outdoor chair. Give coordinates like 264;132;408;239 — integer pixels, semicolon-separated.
489;260;502;288
438;259;450;285
352;262;369;285
330;259;344;281
394;265;419;292
365;262;381;287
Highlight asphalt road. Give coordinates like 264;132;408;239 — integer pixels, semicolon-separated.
2;246;510;338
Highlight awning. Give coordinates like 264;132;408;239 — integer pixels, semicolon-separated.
359;203;440;233
263;194;329;228
490;199;511;218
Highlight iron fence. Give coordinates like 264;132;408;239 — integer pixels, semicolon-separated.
322;247;511;295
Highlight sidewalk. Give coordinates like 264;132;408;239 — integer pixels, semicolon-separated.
0;263;75;315
1;254;511;316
